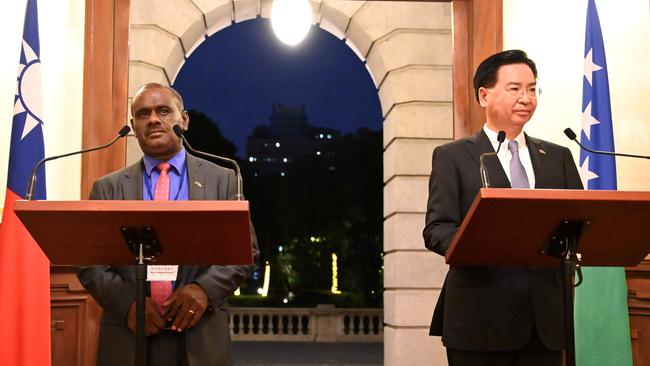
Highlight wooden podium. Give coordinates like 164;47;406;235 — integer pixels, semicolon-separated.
445;188;650;366
13;200;253;265
14;199;254;366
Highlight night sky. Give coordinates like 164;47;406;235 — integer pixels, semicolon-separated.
173;18;382;158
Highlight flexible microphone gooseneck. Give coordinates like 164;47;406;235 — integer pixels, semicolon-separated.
563;128;650;159
25;125;131;200
172;124;243;200
480;130;507;188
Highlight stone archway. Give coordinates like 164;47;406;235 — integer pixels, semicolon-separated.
126;2;451;365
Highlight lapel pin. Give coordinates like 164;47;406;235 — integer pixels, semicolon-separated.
539;149;546;155
194;181;203;188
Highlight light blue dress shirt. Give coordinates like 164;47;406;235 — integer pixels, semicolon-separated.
142;148;189;201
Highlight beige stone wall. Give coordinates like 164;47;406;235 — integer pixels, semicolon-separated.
128;2;453;364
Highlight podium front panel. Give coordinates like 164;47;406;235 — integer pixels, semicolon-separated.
445;189;650;267
14;200;254;266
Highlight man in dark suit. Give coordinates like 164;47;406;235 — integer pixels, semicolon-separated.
423;50;583;365
77;83;259;366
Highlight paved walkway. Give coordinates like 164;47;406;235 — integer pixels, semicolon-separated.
233;341;383;366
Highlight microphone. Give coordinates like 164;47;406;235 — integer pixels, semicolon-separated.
172;125;243;200
24;125;131;201
564;128;650;159
480;130;506;188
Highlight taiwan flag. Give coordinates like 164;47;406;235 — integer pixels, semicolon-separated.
0;0;51;365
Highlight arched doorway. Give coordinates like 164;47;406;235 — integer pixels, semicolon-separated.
172;18;384;307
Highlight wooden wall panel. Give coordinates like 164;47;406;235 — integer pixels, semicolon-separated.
81;0;130;199
452;0;502;139
627;261;650;366
50;269;102;366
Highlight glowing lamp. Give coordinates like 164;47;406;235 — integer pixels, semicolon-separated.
271;0;312;46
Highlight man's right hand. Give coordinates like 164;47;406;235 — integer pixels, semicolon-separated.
127;298;166;336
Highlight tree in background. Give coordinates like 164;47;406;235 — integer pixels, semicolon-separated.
185;111;383;307
185;110;238;158
249;128;383;307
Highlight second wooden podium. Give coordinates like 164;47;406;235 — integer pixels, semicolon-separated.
445;188;650;366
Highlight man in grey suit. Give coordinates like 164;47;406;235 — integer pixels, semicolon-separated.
423;50;583;365
77;83;259;365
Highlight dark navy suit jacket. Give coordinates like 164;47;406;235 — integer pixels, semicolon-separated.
423;130;583;351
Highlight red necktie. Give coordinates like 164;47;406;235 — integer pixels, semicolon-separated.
151;162;172;306
153;162;171;201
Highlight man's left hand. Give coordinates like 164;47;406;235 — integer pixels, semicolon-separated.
161;283;209;332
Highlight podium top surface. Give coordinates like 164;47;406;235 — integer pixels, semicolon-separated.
445;188;650;267
14;200;253;266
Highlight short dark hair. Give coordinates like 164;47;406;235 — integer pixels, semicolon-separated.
131;83;185;114
473;49;537;102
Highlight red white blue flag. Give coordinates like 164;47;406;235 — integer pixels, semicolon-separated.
0;0;51;364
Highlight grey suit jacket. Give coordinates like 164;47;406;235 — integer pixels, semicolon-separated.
423;130;583;352
77;153;259;366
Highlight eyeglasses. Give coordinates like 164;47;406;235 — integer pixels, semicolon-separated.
490;86;541;99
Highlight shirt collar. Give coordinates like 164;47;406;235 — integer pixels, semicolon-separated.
482;124;527;150
143;148;186;176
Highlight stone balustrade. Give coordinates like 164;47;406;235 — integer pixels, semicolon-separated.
230;305;383;342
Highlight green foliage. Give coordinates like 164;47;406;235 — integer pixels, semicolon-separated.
185;110;238;158
228;294;281;307
228;291;366;308
243;128;383;307
185;113;383;308
288;290;366;308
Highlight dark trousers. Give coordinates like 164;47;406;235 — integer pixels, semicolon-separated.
147;330;188;366
446;328;562;366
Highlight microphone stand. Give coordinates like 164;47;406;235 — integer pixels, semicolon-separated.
25;125;131;200
564;128;650;159
172;125;243;200
560;127;650;366
479;131;506;188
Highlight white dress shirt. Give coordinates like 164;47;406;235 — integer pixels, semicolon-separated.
483;124;536;188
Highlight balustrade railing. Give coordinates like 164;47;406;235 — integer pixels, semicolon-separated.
229;305;383;342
